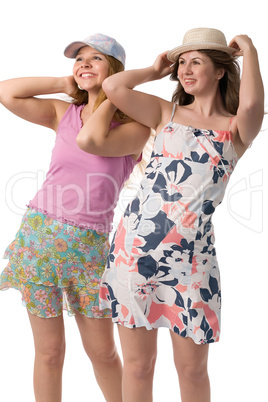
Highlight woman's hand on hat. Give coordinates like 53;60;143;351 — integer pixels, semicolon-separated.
229;35;255;57
152;51;174;79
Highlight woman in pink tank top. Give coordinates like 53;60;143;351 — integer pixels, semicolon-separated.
0;34;150;401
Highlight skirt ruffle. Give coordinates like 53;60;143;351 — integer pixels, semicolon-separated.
0;208;112;318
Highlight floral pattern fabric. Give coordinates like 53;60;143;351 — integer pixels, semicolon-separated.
100;116;238;344
0;208;111;318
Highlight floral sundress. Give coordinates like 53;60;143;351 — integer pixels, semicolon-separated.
100;105;238;344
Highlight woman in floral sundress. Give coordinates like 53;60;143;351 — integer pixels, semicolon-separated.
99;28;264;401
0;34;150;402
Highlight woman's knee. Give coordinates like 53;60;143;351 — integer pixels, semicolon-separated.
28;311;66;368
119;326;158;380
36;339;66;368
179;362;208;383
88;341;119;366
125;353;157;380
171;333;209;384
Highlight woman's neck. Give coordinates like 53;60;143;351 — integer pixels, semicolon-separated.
81;90;99;119
191;90;226;118
80;95;97;125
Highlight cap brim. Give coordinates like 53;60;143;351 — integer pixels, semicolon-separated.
167;43;236;62
64;37;126;67
64;41;88;58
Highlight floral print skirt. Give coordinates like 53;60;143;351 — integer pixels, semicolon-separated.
0;208;112;318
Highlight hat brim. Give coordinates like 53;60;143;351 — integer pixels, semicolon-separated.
64;41;90;58
167;43;236;62
63;41;125;67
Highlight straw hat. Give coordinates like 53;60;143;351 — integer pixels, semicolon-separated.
167;28;236;62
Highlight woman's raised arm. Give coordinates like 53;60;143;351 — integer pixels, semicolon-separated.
76;98;150;158
229;35;264;147
0;76;74;131
102;51;174;131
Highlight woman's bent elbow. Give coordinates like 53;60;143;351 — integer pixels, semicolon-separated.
102;77;115;97
76;135;88;151
76;135;102;154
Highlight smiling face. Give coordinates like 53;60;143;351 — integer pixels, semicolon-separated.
73;46;110;93
177;50;224;97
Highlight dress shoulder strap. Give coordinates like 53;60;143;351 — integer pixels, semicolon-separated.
229;115;237;131
170;103;176;122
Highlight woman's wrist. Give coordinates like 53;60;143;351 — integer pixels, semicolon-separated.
242;42;257;57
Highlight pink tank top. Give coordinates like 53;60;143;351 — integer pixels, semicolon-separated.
29;103;138;233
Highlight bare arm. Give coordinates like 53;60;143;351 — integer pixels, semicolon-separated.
229;35;264;148
102;51;174;131
77;99;150;158
0;76;75;131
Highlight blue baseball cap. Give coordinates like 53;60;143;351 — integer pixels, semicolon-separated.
64;33;126;67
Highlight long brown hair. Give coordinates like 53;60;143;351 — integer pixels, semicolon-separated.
70;54;127;123
170;50;241;115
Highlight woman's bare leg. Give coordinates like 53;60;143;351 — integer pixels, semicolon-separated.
170;331;210;402
118;326;158;402
27;312;65;402
75;313;122;402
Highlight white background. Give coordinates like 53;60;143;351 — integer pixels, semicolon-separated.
0;0;267;401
